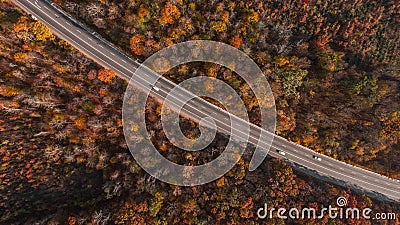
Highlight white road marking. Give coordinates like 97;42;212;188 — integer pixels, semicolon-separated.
24;0;400;199
34;0;41;9
287;152;400;195
24;1;132;79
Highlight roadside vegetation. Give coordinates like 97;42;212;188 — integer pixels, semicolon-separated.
0;0;399;224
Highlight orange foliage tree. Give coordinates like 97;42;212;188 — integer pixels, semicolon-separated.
229;35;242;49
381;111;400;145
97;68;116;83
129;34;145;56
159;2;181;25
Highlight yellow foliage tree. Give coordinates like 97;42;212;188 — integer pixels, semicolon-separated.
245;10;259;25
74;115;87;130
216;176;225;188
274;56;290;67
0;86;19;97
211;21;227;33
13;52;29;63
32;21;55;41
207;64;219;78
221;10;230;23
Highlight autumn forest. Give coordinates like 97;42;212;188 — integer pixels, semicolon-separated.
0;0;399;224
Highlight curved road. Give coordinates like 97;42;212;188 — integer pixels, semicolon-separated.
12;0;400;202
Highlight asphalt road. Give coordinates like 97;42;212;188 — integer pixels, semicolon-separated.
13;0;400;202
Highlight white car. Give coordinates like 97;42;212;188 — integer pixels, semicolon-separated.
277;150;286;156
313;155;322;161
150;85;160;92
29;14;37;21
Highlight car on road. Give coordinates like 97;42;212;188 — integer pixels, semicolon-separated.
150;85;160;92
92;32;100;37
276;150;286;156
29;14;37;20
313;155;322;161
